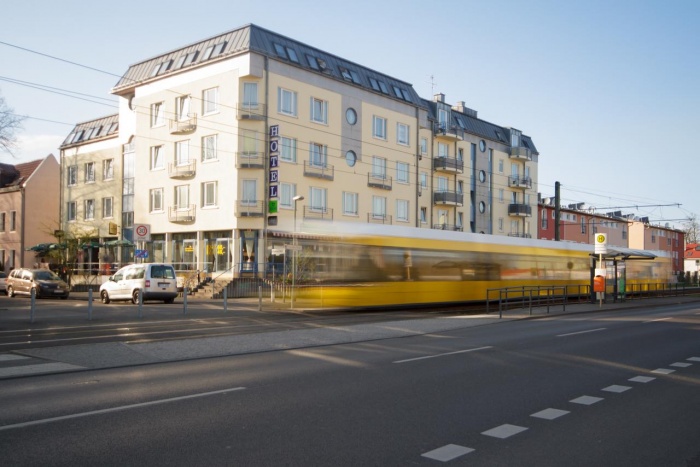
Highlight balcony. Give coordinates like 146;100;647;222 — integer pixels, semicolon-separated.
169;114;197;135
508;203;532;217
508;175;532;189
367;213;392;224
304;161;334;180
236;152;265;169
433;223;463;232
509;146;532;161
433;190;464;206
367;173;392;190
236;103;266;120
433;122;464;141
168;160;196;178
235;200;265;217
508;232;532;238
303;206;333;221
168;204;196;223
433;156;464;173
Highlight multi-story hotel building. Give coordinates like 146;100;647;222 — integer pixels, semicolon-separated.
61;24;540;277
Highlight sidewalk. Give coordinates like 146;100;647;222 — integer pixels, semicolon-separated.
4;294;700;379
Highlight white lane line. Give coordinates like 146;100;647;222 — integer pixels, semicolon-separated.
670;362;692;368
0;362;84;378
557;328;606;337
421;444;474;462
481;424;528;439
531;408;569;420
570;395;603;406
602;385;631;393
0;354;30;362
0;386;245;431
651;368;675;375
643;317;672;323
393;346;492;364
629;376;655;383
687;357;700;362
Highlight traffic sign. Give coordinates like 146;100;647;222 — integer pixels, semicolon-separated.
134;224;151;241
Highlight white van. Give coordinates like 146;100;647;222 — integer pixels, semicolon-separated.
99;263;178;304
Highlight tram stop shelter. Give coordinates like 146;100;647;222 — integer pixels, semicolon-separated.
590;247;656;303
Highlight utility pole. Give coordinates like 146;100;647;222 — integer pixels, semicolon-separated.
554;181;561;241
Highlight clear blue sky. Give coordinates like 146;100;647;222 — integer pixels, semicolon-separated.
2;0;698;228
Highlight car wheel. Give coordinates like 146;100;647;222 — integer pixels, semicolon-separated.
7;286;14;298
60;295;68;300
100;290;110;304
132;289;141;305
164;298;175;304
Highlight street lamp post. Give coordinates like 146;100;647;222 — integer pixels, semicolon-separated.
292;195;304;308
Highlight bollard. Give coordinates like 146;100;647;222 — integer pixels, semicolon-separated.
223;288;228;313
30;287;36;323
258;286;262;312
88;289;93;321
138;288;143;319
183;288;188;315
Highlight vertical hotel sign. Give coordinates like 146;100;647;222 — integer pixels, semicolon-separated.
268;125;279;214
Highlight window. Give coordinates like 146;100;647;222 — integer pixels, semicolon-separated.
438;143;448;158
420;172;428;189
372;196;386;218
202;181;217;207
280;137;297;162
242;180;257;205
151;102;164;127
396;161;409;184
67;165;77;186
499;189;504;203
498;218;504;231
397;123;409;145
372;116;387;139
372;156;387;179
103;159;114;180
420;138;427;154
202;87;219;115
581;216;586;234
175;95;191;121
102;197;113;219
9;211;16;231
457;180;464;194
84;162;95;183
457;148;464;161
241;129;258;155
498;159;504;173
150;145;164;170
457;212;464;228
150;188;163;212
278;88;297;116
309;142;327;167
202;135;217;161
438;109;449;130
280;183;296;208
420;207;427;224
174;185;190;209
343;192;358;216
175;140;190;166
84;199;95;220
396;200;409;222
243;82;258;109
0;212;4;231
437;176;448;192
310;97;328;124
66;202;76;222
310;187;327;211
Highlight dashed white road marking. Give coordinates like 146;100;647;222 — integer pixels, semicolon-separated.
0;354;29;362
481;424;528;439
651;368;675;375
557;328;606;337
531;408;569;420
602;385;631;393
421;444;474;462
393;346;492;364
670;362;692;368
687;357;700;362
629;376;655;383
570;395;603;406
0;362;84;378
643;317;672;323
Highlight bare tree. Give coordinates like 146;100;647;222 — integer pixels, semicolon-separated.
0;92;25;156
683;213;699;245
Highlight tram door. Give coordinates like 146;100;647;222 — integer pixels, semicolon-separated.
213;238;231;272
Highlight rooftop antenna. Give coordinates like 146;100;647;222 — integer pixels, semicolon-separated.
428;75;437;95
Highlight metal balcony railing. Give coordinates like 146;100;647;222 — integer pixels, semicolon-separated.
303;205;333;221
304;161;334;180
168;204;196;223
235;200;265;217
508;175;532;189
433;122;464;140
367;213;392;224
433;190;464;206
433;156;464;173
508;203;532;216
168;160;196;178
367;173;392;190
236;152;265;169
169;114;197;134
509;146;532;160
236;103;267;120
433;223;463;231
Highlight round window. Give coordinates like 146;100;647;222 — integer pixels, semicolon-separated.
479;201;486;213
479;140;486;152
479;170;486;183
345;150;357;167
345;108;357;125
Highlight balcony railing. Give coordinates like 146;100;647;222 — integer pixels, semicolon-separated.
367;173;392;190
508;175;532;189
508;232;532;238
169;114;197;134
433;156;464;173
303;206;333;221
236;103;267;120
304;161;334;180
433;223;463;232
433;122;464;141
367;213;392;224
236;152;265;169
168;204;196;223
168;160;196;178
235;200;265;217
509;146;532;161
508;203;532;217
433;190;464;206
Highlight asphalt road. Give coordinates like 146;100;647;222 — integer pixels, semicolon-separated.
1;301;700;465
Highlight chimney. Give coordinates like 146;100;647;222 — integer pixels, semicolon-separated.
452;101;478;118
433;93;445;103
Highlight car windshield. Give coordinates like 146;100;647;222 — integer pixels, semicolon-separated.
34;270;61;281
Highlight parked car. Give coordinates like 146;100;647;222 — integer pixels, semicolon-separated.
7;268;70;299
99;263;178;304
0;271;7;295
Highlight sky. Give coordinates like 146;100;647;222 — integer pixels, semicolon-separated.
1;0;698;229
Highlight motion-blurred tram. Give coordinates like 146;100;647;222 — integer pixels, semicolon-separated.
285;223;673;309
